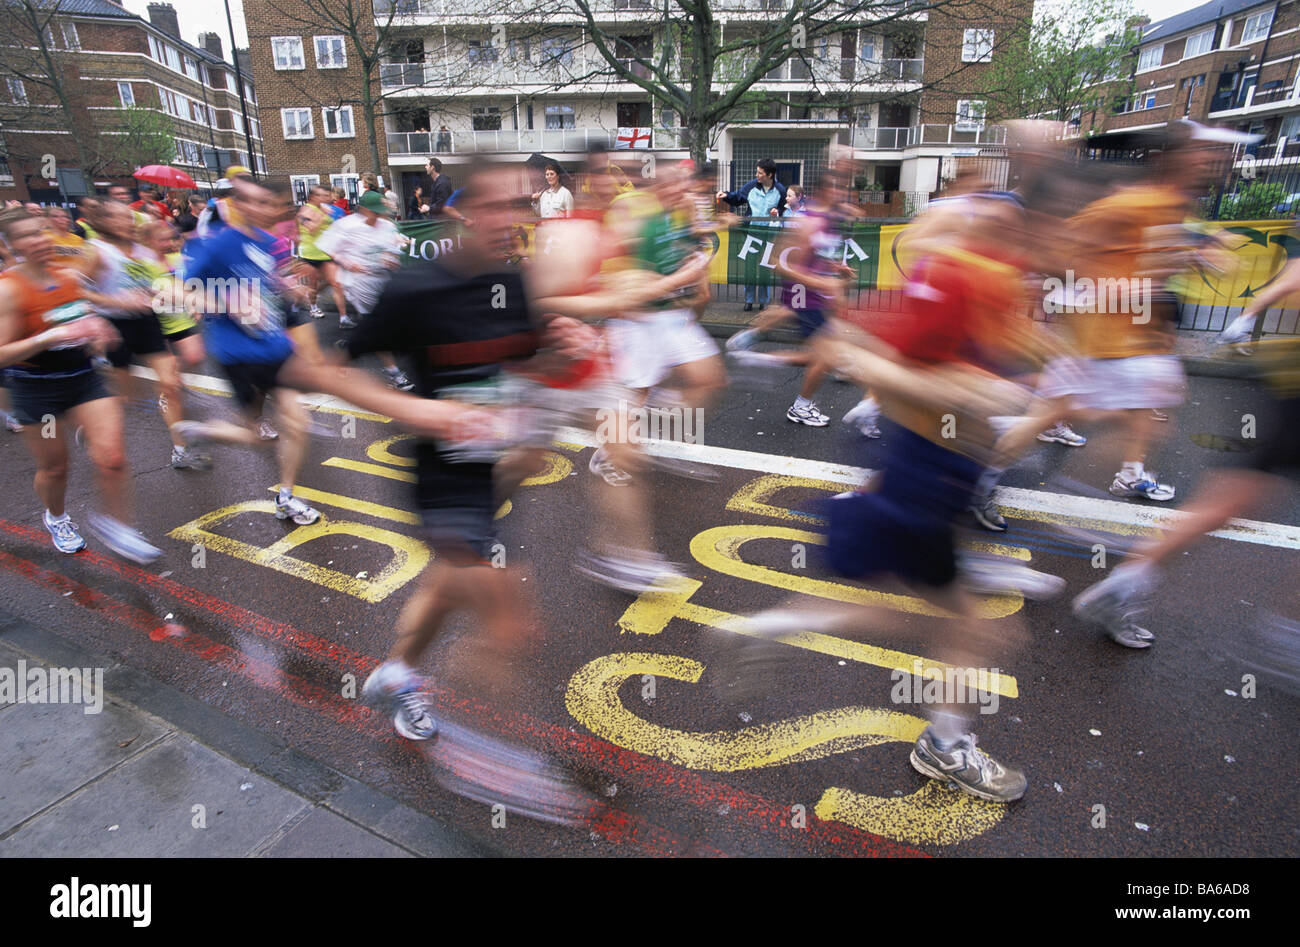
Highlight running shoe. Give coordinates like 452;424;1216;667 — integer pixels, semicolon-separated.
910;727;1027;803
362;662;439;741
1150;409;1169;422
589;447;632;486
728;350;787;368
1109;472;1175;501
170;445;212;471
157;393;169;414
257;419;279;441
786;402;829;426
574;550;688;594
387;370;414;392
969;493;1007;532
309;304;325;319
275;495;321;525
86;512;162;564
169;419;213;448
4;414;22;433
1072;562;1158;648
960;556;1066;601
339;315;358;330
842;399;882;438
43;510;85;554
1036;423;1087;446
725;328;761;352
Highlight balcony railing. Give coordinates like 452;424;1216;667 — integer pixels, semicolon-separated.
386;126;685;155
729;56;922;84
850;126;913;149
913;123;1006;146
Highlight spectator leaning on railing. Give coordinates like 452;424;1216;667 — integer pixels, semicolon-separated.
717;157;787;311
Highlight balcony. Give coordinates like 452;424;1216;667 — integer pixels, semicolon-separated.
386;126;685;155
380;62;429;88
850;126;913;149
913;123;1006;146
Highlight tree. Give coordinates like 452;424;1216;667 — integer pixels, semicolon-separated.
982;0;1140;129
0;0;97;192
95;106;180;175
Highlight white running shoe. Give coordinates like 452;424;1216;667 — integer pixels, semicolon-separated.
842;398;882;438
86;512;162;564
43;510;85;554
725;328;760;352
339;315;358;330
170;445;213;471
1036;423;1087;446
786;402;829;426
1109;472;1175;501
1072;562;1158;648
574;550;689;594
362;662;439;741
275;495;321;525
257;419;279;441
309;304;325;319
961;556;1066;601
4;414;23;433
589;447;632;486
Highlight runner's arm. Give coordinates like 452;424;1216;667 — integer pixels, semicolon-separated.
0;280;114;369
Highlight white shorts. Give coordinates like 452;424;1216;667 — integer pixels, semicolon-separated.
604;310;720;391
500;371;632;449
1038;354;1186;411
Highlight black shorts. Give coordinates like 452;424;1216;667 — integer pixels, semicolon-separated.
417;453;499;562
284;305;308;329
5;368;112;425
221;357;290;409
106;315;167;367
1249;395;1300;475
300;257;331;269
164;324;199;344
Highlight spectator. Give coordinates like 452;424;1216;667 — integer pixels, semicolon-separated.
408;185;431;220
331;187;350;214
176;195;205;236
130;185;169;220
424;157;469;225
717;157;787;311
531;160;574;218
435;125;452;152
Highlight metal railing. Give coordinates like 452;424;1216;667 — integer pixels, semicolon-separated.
385;126;684;154
850;126;913;149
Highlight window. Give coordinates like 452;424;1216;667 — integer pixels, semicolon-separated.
148;35;161;62
244;82;255;104
117;81;134;107
1280;114;1300;140
1137;44;1164;71
544;104;574;129
541;36;574;66
468;39;499;64
962;29;993;63
272;36;305;70
160;89;186;119
281;107;313;139
208;105;217;125
314;35;346;68
1142;91;1157;109
225;71;237;93
290;174;321;204
1243;10;1273;43
955;99;985;130
323;105;354;137
7;78;26;104
190;101;206;123
164;44;181;72
1184;28;1214;59
183;55;200;81
472;106;502;130
232;112;244;134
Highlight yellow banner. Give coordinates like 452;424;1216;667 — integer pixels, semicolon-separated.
1174;220;1300;307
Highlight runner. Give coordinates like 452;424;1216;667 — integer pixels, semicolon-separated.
313;189;412;390
296;185;347;321
0;208;162;562
168;176;322;525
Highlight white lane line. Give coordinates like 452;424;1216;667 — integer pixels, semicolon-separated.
134;366;1300;551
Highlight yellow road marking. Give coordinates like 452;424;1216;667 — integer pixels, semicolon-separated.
814;783;1006;847
365;434;417;468
322;457;417;483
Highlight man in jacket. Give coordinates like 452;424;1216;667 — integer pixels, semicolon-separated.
717;157;787;311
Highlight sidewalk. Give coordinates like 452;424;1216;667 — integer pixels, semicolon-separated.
696;301;1261;379
0;615;487;857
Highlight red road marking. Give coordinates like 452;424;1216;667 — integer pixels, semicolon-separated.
0;519;928;856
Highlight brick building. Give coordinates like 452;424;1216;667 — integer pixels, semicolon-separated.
244;0;1032;214
1081;0;1300;190
0;0;265;203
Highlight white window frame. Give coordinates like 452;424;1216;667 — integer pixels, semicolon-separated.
281;107;314;139
183;55;200;81
148;35;161;62
290;174;321;203
1137;44;1164;72
322;105;354;138
7;78;26;105
190;100;207;124
955;99;986;131
961;29;993;63
163;44;181;72
543;103;574;129
272;36;305;70
314;35;346;69
1184;28;1214;59
1242;10;1273;44
117;81;134;107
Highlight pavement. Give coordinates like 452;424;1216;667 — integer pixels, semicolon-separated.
1;315;1297;857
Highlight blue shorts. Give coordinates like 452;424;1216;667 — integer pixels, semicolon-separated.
796;308;827;340
824;420;981;588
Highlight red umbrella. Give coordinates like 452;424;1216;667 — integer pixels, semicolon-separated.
133;165;197;189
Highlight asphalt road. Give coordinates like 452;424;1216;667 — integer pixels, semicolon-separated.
1;337;1297;857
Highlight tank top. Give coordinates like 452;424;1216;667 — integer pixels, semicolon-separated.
90;239;155;319
1;267;95;376
781;210;844;312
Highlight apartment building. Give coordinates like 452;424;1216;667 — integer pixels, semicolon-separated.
246;0;1030;212
1082;0;1300;187
0;0;264;203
